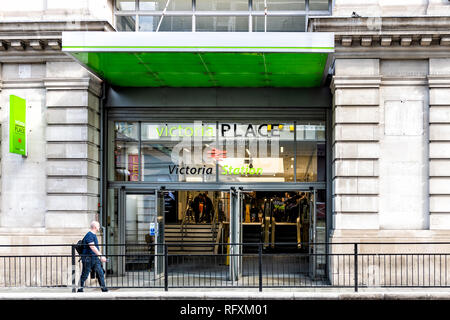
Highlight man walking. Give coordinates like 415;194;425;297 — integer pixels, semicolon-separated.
78;221;108;292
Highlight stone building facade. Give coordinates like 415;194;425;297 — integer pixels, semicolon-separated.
0;0;449;261
310;3;450;246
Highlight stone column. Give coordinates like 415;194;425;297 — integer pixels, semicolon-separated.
428;58;450;230
45;61;102;238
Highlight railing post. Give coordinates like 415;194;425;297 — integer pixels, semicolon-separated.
354;243;358;292
164;244;169;291
258;243;263;292
71;245;76;293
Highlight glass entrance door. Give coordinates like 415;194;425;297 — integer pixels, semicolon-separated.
229;188;241;281
155;190;165;278
111;185;327;284
116;189;162;277
309;188;327;279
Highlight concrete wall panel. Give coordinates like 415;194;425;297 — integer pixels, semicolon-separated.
334;142;379;159
334;213;379;229
334;159;378;177
47;195;99;211
46;143;99;161
334;106;379;124
430;107;450;123
46;160;99;178
335;89;379;106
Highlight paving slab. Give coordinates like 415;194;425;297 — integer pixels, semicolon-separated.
0;288;449;300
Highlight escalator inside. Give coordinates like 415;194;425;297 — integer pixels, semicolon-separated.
120;188;326;277
164;190;230;255
163;190;321;255
241;191;314;254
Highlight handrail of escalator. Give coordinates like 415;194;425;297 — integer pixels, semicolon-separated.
262;216;276;249
180;209;189;241
271;218;276;249
296;217;302;249
211;206;218;236
214;222;223;255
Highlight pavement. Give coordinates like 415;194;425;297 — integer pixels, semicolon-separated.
0;287;450;300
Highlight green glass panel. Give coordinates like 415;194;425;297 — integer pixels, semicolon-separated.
70;51;328;87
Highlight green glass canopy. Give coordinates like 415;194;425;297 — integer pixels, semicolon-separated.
63;32;334;88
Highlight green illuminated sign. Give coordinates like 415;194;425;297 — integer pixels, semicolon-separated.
9;95;26;156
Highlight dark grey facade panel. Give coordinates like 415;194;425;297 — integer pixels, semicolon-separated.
105;87;332;108
107;106;327;121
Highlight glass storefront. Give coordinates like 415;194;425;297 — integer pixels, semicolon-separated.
108;120;326;183
103;92;330;281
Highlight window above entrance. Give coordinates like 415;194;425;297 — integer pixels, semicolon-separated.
114;0;332;32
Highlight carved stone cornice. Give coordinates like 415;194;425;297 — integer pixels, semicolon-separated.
428;75;450;88
380;76;429;87
44;77;103;97
331;74;450;91
331;76;382;92
309;16;450;50
0;21;114;52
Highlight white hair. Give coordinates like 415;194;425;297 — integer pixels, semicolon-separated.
90;221;100;230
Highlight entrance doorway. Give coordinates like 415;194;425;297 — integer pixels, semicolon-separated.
229;188;327;280
107;186;326;282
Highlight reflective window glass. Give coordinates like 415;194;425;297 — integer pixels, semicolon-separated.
253;15;305;32
110;120;326;183
114;122;139;181
218;122;295;182
196;0;248;11
309;0;329;11
139;15;161;31
196;16;249;32
296;122;326;182
116;0;136;11
116;15;136;31
252;0;306;11
141;122;216;182
159;16;192;31
139;15;192;32
139;0;192;11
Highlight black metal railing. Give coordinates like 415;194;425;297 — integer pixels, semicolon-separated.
0;242;449;292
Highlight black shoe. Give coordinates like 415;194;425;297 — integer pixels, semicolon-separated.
101;288;109;292
77;288;84;293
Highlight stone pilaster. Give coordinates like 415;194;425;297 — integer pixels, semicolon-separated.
378;60;429;230
331;59;381;233
428;58;450;230
0;63;2;224
45;61;102;235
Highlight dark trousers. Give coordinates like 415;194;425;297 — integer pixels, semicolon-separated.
194;211;200;223
201;212;211;223
79;256;107;290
